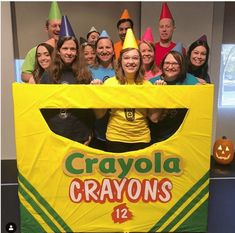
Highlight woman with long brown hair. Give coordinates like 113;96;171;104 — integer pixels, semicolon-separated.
29;42;54;84
40;16;94;145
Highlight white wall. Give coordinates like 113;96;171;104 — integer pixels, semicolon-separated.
140;2;213;50
1;2;16;159
14;2;141;58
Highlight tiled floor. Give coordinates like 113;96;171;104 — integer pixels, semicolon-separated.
1;157;235;233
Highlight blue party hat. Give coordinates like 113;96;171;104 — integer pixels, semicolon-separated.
60;15;75;37
99;30;110;39
172;42;183;54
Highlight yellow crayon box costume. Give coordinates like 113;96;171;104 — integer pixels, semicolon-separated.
13;83;213;232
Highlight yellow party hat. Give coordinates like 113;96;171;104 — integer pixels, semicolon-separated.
122;28;138;50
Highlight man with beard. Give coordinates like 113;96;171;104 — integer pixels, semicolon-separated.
114;9;134;60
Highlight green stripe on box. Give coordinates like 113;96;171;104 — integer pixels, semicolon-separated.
18;172;72;232
19;184;61;232
163;184;208;232
20;202;46;233
175;199;208;232
149;171;209;232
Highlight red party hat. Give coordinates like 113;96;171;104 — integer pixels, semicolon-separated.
159;2;173;20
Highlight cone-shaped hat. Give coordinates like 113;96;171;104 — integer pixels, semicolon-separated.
87;26;100;39
122;28;138;50
80;37;87;46
88;26;98;33
141;27;154;42
172;42;183;54
99;30;110;39
59;15;75;37
120;9;131;20
197;34;207;42
48;1;62;20
160;2;173;20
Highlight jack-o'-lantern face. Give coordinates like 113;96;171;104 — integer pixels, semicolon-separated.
215;145;232;160
213;136;234;165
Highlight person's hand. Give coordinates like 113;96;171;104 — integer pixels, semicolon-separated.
154;80;167;85
90;79;103;85
28;77;36;84
84;135;92;146
197;78;207;84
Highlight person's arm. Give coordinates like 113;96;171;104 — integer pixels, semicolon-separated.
21;73;33;83
148;109;164;123
28;76;36;84
21;47;36;83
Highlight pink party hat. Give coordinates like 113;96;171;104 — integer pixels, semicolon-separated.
141;27;154;42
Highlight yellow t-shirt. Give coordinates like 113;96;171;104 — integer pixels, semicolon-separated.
104;77;152;143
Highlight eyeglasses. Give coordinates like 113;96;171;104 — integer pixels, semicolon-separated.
163;61;179;67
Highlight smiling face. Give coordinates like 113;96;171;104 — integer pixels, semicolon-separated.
190;45;207;67
118;21;132;42
162;53;180;81
46;19;61;41
158;18;175;43
213;137;234;165
121;49;140;75
139;42;154;67
36;45;52;70
83;45;96;65
58;39;77;64
87;31;100;44
96;38;114;65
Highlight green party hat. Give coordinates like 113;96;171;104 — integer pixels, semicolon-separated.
48;1;62;20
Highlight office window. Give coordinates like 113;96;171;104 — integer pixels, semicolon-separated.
219;44;235;107
15;59;24;83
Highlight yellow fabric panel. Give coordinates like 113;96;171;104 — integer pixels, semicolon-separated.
13;83;213;232
104;76;152;85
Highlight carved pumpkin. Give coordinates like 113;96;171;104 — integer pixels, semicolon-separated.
213;136;234;165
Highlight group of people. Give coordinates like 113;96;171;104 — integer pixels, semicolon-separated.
21;2;211;153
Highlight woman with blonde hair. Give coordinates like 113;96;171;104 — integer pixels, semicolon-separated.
139;27;161;80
